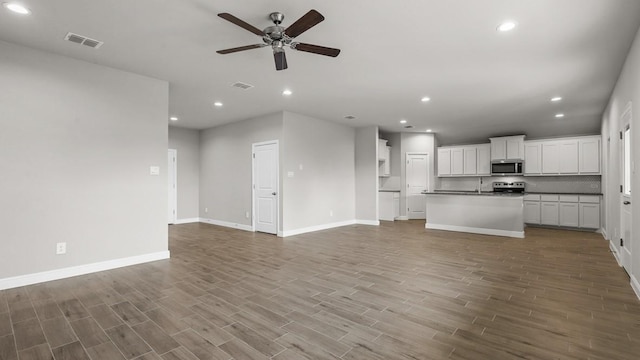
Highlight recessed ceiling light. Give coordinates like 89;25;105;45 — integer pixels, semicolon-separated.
426;129;433;133
497;21;517;32
3;2;30;15
551;96;563;102
169;117;179;121
555;113;565;118
400;120;407;124
213;102;223;107
282;89;292;96
421;97;431;102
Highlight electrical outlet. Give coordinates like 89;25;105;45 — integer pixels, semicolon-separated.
205;207;208;213
329;210;333;217
56;242;66;255
245;211;250;219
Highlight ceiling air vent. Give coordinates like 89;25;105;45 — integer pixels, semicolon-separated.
231;82;254;90
404;125;414;129
64;32;104;49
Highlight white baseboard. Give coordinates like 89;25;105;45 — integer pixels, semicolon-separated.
282;220;357;237
631;275;640;301
395;216;409;221
609;240;622;266
425;223;525;239
356;220;380;226
600;227;608;240
173;218;200;225
0;251;170;291
200;218;253;232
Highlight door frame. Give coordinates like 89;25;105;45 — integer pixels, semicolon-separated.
168;149;177;224
620;103;632;273
405;152;430;220
251;140;280;235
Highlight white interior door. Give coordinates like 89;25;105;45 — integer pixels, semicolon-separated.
620;105;632;273
253;141;279;234
168;149;177;224
406;153;429;219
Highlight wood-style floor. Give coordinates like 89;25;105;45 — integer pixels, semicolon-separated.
1;221;639;360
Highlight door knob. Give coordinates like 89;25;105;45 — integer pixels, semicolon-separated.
624;201;631;205
272;192;277;196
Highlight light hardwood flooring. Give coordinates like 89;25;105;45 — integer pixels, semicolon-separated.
1;221;639;359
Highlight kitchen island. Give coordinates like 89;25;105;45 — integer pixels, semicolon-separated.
423;191;524;238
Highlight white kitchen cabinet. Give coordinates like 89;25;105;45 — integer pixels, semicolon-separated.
524;142;542;175
490;135;524;160
379;146;391;177
378;139;388;161
579;137;601;174
579;195;600;229
463;147;477;175
558;140;579;174
438;143;490;177
559;202;579;227
451;148;464;175
438;148;451;176
540;200;559;225
477;144;491;175
541;142;560;174
525;136;601;176
379;191;400;221
524;201;541;224
579;203;600;228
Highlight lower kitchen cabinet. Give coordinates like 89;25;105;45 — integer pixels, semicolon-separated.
524;201;541;224
540;201;559;225
525;193;600;230
559;202;579;227
379;191;400;221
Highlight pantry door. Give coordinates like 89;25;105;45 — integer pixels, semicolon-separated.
406;153;429;219
253;141;279;235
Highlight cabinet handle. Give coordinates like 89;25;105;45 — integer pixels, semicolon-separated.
624;201;631;205
272;192;277;196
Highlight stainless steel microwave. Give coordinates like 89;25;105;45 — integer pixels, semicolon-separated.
491;160;523;176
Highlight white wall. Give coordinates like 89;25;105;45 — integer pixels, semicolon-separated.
601;24;640;297
355;126;379;223
0;41;169;283
199;113;283;230
282;112;356;232
169;127;200;221
379;131;401;190
399;133;437;218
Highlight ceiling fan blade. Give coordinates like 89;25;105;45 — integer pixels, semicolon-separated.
218;13;264;36
284;9;324;38
274;50;288;71
293;43;341;57
216;44;265;54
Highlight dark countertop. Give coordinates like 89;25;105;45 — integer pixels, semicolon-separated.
525;192;603;196
424;190;523;197
379;189;401;192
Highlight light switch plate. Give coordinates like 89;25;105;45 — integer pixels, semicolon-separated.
287;171;295;178
150;166;160;175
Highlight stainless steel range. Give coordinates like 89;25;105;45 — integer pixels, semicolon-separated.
492;181;525;193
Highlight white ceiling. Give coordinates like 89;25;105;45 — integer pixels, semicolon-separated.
2;0;640;145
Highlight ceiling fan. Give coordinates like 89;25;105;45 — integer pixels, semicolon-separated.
216;10;341;71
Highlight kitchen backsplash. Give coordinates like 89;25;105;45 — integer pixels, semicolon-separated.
437;175;601;194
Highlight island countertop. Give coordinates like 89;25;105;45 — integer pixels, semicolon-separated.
423;190;524;197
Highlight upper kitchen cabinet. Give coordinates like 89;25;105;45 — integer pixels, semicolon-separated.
378;139;391;177
437;143;491;177
579;137;601;174
524;135;600;176
490;135;525;161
